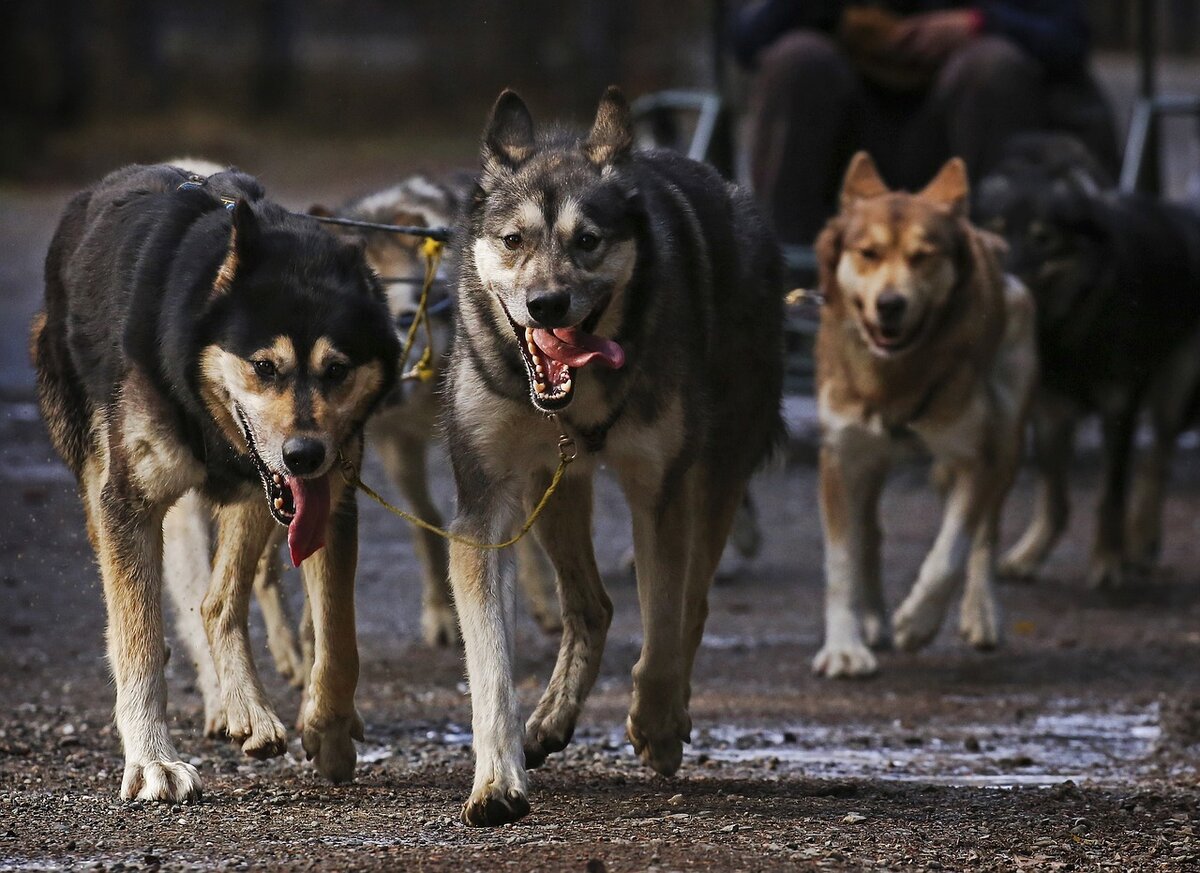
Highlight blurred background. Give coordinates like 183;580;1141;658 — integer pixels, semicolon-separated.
1;0;1197;195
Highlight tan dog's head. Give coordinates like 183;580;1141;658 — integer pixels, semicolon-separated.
817;152;970;358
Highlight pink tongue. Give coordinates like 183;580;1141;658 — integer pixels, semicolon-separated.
287;473;331;567
531;327;625;370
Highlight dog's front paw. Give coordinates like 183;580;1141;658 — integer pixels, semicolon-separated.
958;595;1001;650
301;710;364;783
121;760;202;803
222;696;288;760
892;593;948;652
523;702;576;769
268;634;306;689
422;602;460;648
812;641;879;678
998;539;1043;580
625;700;691;777
461;782;530;827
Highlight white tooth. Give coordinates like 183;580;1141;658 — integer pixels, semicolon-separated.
535;366;545;377
528;342;538;355
525;328;533;341
274;498;284;510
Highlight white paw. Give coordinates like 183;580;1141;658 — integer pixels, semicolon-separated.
421;602;460;648
461;775;530;827
958;596;1001;650
861;611;892;649
301;710;364;784
121;760;202;803
892;594;947;652
812;641;878;678
999;542;1042;580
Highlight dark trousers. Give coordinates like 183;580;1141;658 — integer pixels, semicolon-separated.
747;31;1115;244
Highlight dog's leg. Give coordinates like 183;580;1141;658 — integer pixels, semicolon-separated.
203;499;288;759
515;529;563;635
252;527;305;687
1129;342;1200;565
298;476;365;784
87;461;201;802
450;482;528;827
1001;393;1074;578
893;466;982;651
958;506;1004;650
681;471;747;700
619;462;695;776
813;434;890;678
728;492;763;561
373;427;457;647
1090;406;1137;589
522;472;611;768
161;490;225;735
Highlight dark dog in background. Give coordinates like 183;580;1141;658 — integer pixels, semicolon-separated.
32;163;398;801
976;133;1200;586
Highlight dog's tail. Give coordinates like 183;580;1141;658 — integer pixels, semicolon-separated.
32;191;94;479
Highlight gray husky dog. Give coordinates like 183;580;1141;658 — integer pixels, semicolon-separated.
444;87;784;826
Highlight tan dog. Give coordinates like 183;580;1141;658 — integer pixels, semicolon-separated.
812;152;1036;678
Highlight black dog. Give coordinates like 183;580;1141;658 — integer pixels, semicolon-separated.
976;134;1200;586
32;163;398;801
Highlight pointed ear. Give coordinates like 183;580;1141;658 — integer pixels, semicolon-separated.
840;151;889;211
482;89;535;173
584;86;632;166
919;157;969;217
212;200;258;297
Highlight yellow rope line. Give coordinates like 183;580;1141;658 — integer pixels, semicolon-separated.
339;433;577;550
398;238;442;383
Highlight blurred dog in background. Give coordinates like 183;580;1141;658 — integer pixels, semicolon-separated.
813;152;1036;678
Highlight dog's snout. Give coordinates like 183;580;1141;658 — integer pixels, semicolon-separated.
876;292;907;326
527;289;572;327
282;437;326;476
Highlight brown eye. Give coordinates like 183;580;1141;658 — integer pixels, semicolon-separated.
576;232;600;252
909;249;930;266
253;359;277;380
502;233;522;251
858;247;880;262
324;361;349;384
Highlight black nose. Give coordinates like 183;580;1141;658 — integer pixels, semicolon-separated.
526;290;571;326
876;292;907;327
282;437;326;476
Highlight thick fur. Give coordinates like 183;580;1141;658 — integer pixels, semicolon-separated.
32;163;398;801
976;134;1200;587
813;152;1037;679
444;88;784;826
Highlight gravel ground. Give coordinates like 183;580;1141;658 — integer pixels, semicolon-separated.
1;396;1198;871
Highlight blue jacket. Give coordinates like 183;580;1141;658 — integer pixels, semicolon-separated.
731;1;1091;76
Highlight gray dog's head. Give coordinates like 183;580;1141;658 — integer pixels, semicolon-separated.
467;87;634;412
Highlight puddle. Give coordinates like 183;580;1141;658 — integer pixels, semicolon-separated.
683;701;1163;787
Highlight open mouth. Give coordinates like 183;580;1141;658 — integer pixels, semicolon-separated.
501;299;625;413
234;406;332;567
864;314;926;358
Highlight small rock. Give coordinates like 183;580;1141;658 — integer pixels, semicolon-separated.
667;793;683;805
842;812;867;824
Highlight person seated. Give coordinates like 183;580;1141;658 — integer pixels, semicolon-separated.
732;0;1119;245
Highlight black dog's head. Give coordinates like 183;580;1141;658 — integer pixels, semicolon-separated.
466;87;635;412
182;200;399;564
974;134;1112;329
